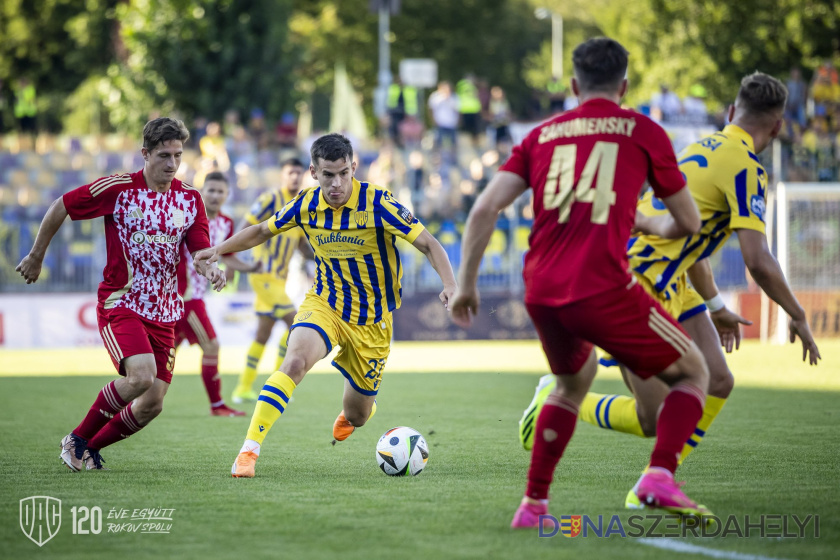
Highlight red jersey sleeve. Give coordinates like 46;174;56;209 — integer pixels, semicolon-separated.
221;214;235;257
641;119;686;198
62;176;127;220
499;133;533;180
184;194;211;255
176;243;189;297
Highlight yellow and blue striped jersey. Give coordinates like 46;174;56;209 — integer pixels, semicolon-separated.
245;188;304;281
267;178;425;325
628;124;768;295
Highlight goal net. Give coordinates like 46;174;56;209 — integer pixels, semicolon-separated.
770;182;840;342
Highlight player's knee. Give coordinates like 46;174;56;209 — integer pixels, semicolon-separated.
671;343;710;393
637;410;658;438
708;367;734;399
126;371;155;394
345;410;368;427
280;355;307;383
205;339;220;355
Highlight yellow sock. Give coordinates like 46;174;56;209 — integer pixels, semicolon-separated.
274;330;289;372
679;395;727;464
579;392;646;437
238;341;265;392
246;372;297;444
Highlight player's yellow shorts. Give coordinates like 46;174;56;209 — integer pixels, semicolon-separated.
290;293;392;396
249;273;295;320
600;272;705;367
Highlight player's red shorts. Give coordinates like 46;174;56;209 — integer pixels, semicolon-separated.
174;299;217;347
526;281;692;379
97;305;176;384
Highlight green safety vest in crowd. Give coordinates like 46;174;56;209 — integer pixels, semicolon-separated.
14;83;37;118
456;79;481;114
387;84;418;116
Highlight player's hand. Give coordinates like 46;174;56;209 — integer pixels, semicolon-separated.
193;248;219;275
204;263;227;292
15;253;44;284
439;282;458;309
224;266;236;283
789;317;821;365
449;286;479;329
710;307;752;353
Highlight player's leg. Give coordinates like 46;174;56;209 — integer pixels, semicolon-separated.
677;310;733;462
234;314;274;403
512;303;596;528
330;315;390;442
60;308;156;472
274;309;296;372
233;307;334;477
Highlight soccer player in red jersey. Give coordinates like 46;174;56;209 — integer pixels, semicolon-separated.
174;171;260;417
450;38;712;525
15;117;226;471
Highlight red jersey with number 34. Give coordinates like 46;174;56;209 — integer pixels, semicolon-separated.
500;98;686;306
62;170;211;323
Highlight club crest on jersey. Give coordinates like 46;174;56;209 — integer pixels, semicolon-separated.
353;211;369;227
171;209;185;227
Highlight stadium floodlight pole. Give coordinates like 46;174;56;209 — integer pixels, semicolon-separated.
373;1;393;119
535;8;563;80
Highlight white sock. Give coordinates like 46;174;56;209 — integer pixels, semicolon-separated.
240;439;261;456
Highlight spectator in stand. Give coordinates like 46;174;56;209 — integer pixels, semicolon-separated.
223;109;241;137
199;121;230;172
13;78;38;134
386;76;418;148
248;109;271;152
227;125;256;169
682;84;709;125
457;74;483;146
275;111;299;149
650;83;682;123
429;81;460;153
546;76;566;114
486;86;513;148
785;67;808;128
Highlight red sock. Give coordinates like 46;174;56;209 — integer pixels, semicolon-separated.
201;355;223;406
525;394;579;501
650;383;705;473
87;403;144;451
73;381;128;441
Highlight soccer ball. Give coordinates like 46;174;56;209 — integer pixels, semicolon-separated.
375;427;429;476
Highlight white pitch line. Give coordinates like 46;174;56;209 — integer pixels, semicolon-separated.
637;538;797;560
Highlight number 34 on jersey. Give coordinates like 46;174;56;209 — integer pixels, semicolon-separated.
544;141;619;225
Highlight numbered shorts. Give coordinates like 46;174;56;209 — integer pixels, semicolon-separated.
526;281;692;380
289;294;392;396
249;273;295;320
600;273;705;367
174;299;216;347
96;305;176;384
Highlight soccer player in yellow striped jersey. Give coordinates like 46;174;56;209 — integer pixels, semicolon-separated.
518;72;821;506
195;133;457;478
232;158;315;404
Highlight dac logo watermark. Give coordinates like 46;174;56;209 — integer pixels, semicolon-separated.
18;496;176;546
20;496;61;547
539;514;821;539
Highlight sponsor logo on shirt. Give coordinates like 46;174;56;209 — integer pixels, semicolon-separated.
750;195;765;221
131;231;180;244
398;206;414;224
314;232;365;246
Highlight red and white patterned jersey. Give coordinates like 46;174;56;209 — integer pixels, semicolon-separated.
178;212;234;301
500;98;685;306
63;170;211;323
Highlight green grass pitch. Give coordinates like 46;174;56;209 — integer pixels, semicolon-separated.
0;340;837;559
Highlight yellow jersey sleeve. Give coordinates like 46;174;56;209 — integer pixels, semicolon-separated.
246;192;278;225
377;190;425;244
267;193;304;236
719;151;767;234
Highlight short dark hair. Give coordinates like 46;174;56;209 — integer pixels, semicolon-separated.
572;37;629;93
143;117;190;151
280;157;305;169
204;171;228;185
736;72;787;117
310;133;353;166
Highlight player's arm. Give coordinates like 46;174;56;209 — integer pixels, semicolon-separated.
411;229;458;307
737;228;820;364
451;170;528;327
297;237;317;279
687;259;752;352
15;196;69;284
220;254;262;273
194;222;274;272
634;188;702;238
